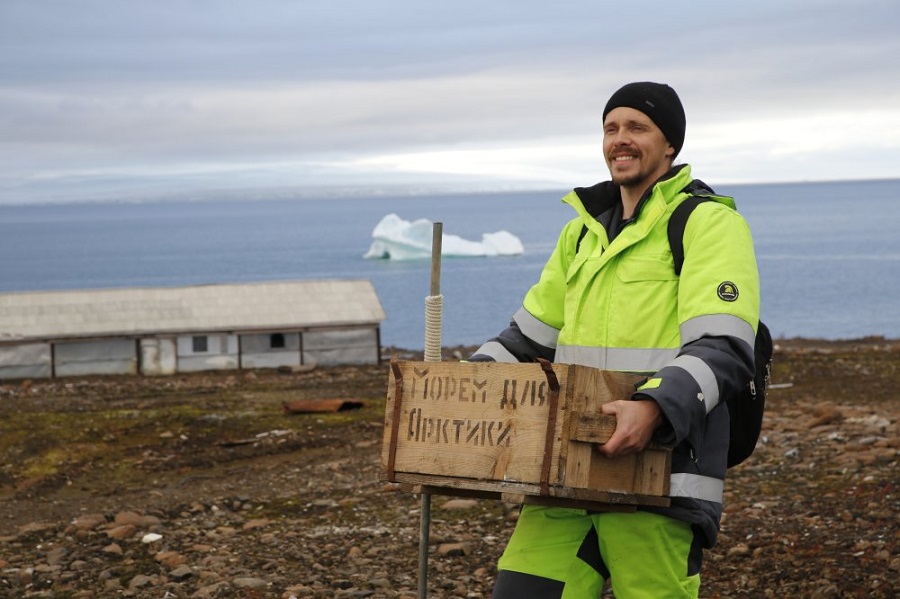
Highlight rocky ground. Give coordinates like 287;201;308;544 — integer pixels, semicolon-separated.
0;338;898;598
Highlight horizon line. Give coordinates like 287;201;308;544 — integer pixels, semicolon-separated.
2;175;899;208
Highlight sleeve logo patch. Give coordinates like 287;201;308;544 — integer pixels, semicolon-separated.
717;281;739;302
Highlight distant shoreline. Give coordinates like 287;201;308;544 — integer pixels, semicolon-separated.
4;176;900;208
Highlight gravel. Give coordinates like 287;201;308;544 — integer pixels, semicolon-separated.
1;339;898;598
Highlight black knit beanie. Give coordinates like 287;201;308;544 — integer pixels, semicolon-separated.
603;82;686;157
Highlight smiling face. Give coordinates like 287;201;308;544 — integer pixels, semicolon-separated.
603;106;675;192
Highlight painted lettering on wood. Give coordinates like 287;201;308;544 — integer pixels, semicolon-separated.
382;360;671;503
384;361;559;483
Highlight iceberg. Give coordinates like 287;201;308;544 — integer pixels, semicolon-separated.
363;213;524;261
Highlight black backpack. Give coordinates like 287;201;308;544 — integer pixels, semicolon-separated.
668;183;772;468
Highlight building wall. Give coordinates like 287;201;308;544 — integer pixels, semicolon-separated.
54;338;137;377
0;342;52;379
240;332;302;369
0;325;381;380
176;333;239;372
303;327;380;366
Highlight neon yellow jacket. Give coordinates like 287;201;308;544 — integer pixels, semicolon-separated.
471;164;760;547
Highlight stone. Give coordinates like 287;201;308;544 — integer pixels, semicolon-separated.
128;574;155;589
115;511;161;528
170;564;194;580
70;560;89;571
69;514;107;532
242;518;271;531
141;532;163;543
437;542;471;556
233;577;269;590
155;550;187;568
193;581;232;598
105;524;136;540
45;546;68;565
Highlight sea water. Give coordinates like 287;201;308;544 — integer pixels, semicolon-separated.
1;179;898;349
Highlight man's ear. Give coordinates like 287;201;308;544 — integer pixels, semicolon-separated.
665;143;675;159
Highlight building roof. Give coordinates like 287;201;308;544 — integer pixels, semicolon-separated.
0;279;386;342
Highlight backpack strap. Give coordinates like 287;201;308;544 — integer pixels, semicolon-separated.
667;196;711;275
668;179;718;275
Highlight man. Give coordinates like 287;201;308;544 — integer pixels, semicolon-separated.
470;82;760;597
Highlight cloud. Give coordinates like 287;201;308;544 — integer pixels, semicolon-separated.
1;0;899;203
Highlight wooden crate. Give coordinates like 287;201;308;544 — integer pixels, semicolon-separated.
381;358;672;510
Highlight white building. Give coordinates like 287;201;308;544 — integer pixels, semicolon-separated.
0;279;387;380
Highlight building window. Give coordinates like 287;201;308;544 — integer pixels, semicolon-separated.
270;333;286;349
192;336;208;353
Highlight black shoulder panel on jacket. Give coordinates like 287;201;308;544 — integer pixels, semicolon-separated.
573;181;621;219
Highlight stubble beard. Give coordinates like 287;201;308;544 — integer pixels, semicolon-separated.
609;161;651;190
611;171;646;189
608;152;670;191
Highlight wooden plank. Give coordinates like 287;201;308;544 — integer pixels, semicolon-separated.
586;447;671;497
561;366;664;492
388;472;670;508
570;412;617;443
382;361;572;485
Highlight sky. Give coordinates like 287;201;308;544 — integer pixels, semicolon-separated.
1;0;899;204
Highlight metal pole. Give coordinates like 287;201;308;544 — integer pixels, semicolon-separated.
419;222;443;599
418;491;431;599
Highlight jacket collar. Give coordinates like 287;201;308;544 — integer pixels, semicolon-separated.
570;164;691;220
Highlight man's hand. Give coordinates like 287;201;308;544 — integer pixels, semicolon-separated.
596;399;663;458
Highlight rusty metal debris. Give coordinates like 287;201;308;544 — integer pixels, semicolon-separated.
282;399;364;414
